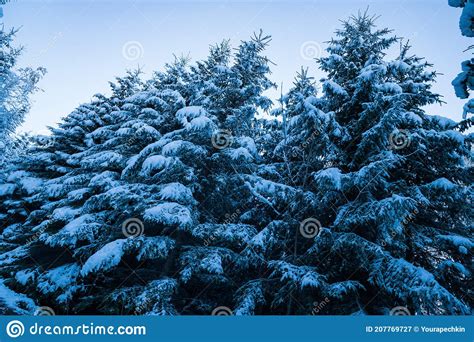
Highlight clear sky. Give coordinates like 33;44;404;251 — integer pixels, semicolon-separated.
3;0;470;134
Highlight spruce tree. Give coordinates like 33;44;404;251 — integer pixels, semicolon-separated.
0;33;279;315
248;12;472;315
306;12;472;314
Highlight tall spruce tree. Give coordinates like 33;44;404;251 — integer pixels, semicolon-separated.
0;33;281;315
306;12;472;314
256;11;472;315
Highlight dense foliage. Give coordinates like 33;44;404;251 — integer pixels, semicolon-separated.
0;12;472;315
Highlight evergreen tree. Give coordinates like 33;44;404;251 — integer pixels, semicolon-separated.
305;12;472;314
0;34;279;315
245;11;472;315
0;22;45;163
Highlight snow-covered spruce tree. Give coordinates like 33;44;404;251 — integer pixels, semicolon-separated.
0;69;142;242
301;12;472;314
247;12;472;316
449;0;474;131
0;33;282;315
0;71;143;314
0;23;45;163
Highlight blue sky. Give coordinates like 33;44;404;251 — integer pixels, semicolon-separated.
3;0;470;134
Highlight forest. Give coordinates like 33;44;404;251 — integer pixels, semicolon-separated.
0;2;472;315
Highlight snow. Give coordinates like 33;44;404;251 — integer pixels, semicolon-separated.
81;239;127;276
142;155;170;173
134;278;178;315
0;246;29;266
176;106;206;127
144;202;193;229
141;155;170;175
463;98;474;118
234;281;264;315
7;170;29;182
188;116;214;131
37;263;80;294
460;2;474;37
0;183;15;196
133;236;176;261
323;80;348;96
327;281;364;298
452;60;470;99
41;183;62;198
427;178;456;191
161;140;207;157
116;127;132;136
19;177;43;195
269;261;325;290
89;171;120;189
369;256;470;314
67;188;90;201
193;223;257;248
388;60;410;73
444;130;465;144
404;112;423;125
81;151;124;169
227;147;254;161
236;137;257;156
377;82;403;94
162;140;184;156
189;116;214;131
159;182;195;204
427;115;457;129
51;206;81;221
300;272;324;289
0;279;36;314
326;53;344;65
359;63;387;81
44;214;99;247
140;107;159;117
200;253;224;275
134;123;160;138
15;269;36;286
313;167;342;191
437;235;474;251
